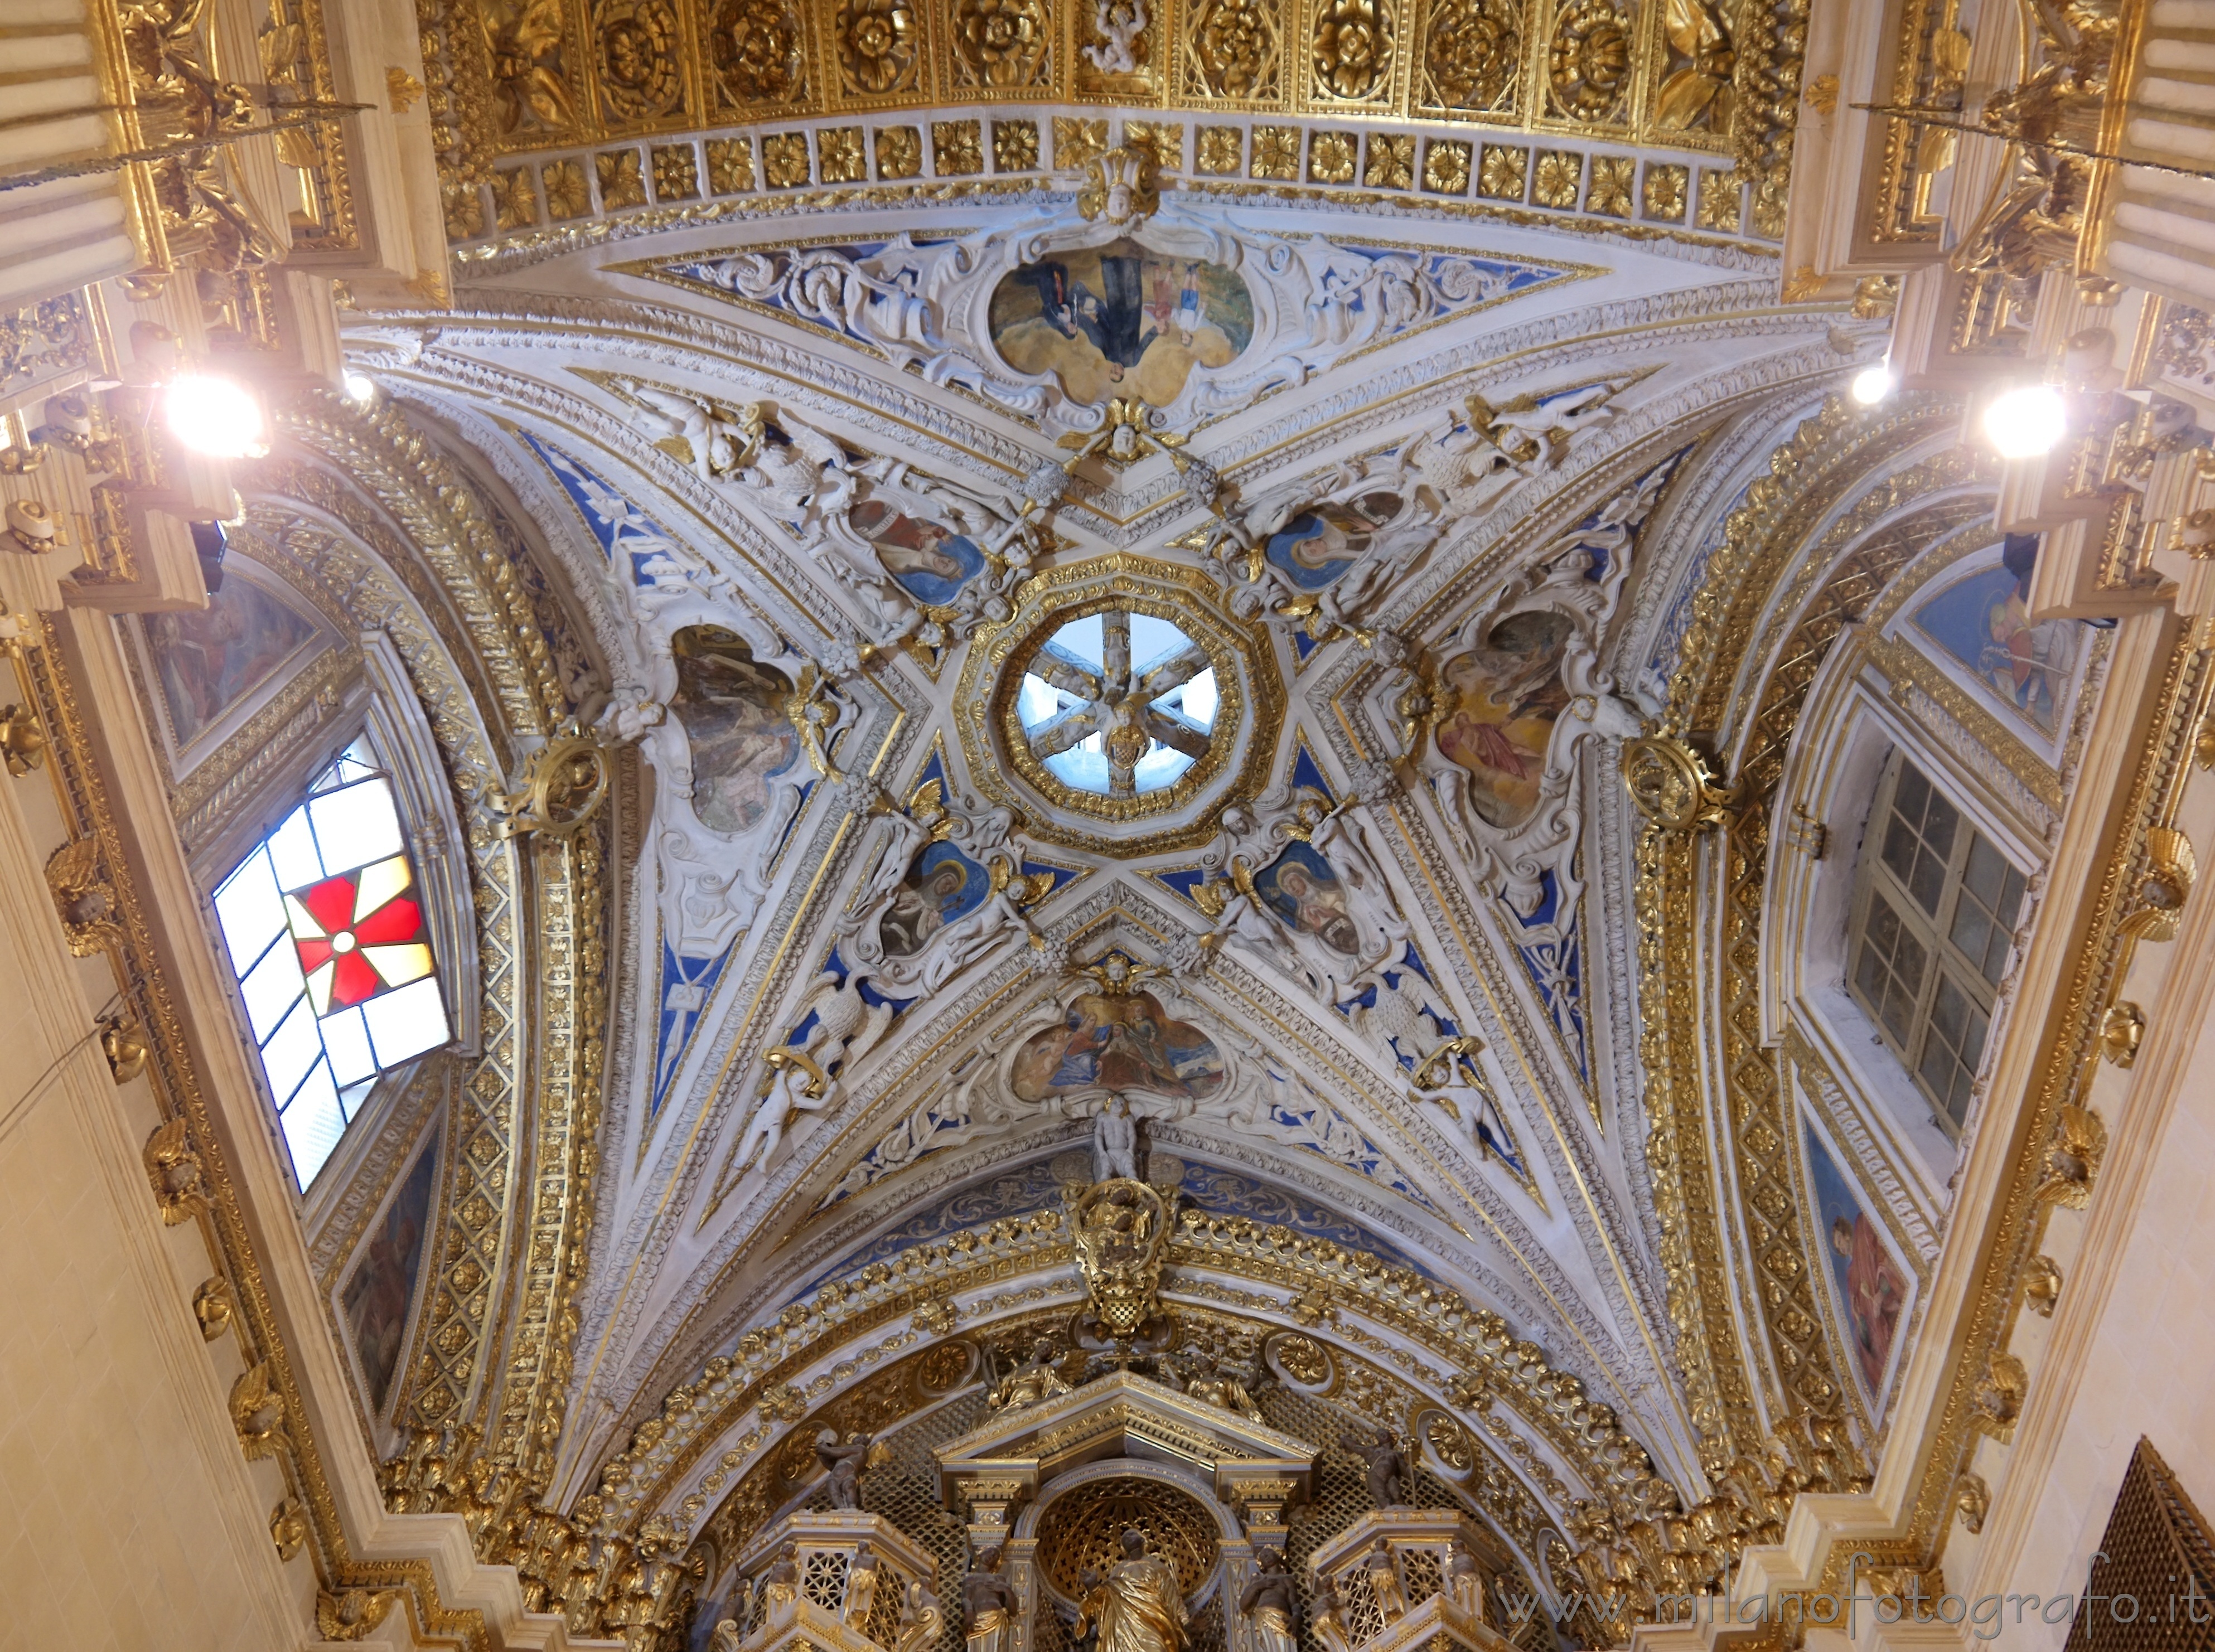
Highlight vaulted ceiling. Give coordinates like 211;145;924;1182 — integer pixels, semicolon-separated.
324;0;1875;1618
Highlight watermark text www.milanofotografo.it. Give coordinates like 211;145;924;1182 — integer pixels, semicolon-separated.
1618;1552;2215;1643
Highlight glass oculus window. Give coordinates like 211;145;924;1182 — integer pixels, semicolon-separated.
1848;753;2027;1133
213;742;452;1186
1014;609;1218;797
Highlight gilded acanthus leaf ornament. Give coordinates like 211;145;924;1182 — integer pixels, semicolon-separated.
482;0;577;133
711;0;806;105
1312;0;1393;101
1076;146;1160;224
838;0;921;94
1653;0;1734;129
1547;0;1632;122
483;722;612;840
229;1360;289;1459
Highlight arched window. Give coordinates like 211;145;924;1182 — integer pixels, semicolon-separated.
1848;753;2027;1133
212;740;452;1186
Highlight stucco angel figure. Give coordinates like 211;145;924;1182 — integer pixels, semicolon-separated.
834;779;1052;1000
1194;783;1410;1004
732;970;897;1174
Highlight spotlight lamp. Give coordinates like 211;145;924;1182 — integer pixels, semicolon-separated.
165;375;268;460
1982;384;2068;461
1850;365;1897;406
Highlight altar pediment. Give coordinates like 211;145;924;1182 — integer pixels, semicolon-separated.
934;1371;1316;1514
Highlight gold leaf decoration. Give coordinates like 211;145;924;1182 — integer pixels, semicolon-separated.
837;0;921;95
1421;0;1518;112
819;126;867;183
704;138;755;193
762;131;811;187
876;126;922;178
594;0;685;124
1532;148;1581;206
1190;0;1278;99
1477;142;1526;199
1312;0;1393;102
596;147;646;207
1695;166;1740;230
1587;153;1633;215
1251;125;1301;179
651;142;699;198
482;0;577;134
1308;129;1358;182
953;0;1051;89
1549;0;1632;123
1363;132;1414;187
934;120;985;176
1196;125;1244;173
1642;161;1688;220
1653;0;1734;130
993;119;1042;171
710;0;806;107
1421;137;1470;193
1055;115;1110;168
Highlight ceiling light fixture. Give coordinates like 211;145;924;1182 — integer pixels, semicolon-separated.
341;370;376;405
1850;365;1896;405
1982;384;2068;460
165;374;267;459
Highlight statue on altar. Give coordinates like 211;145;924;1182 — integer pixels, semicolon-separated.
1093;1097;1138;1182
848;1541;882;1624
1363;1537;1407;1621
1310;1575;1351;1652
1176;1349;1264;1422
964;1547;1017;1652
989;1338;1074;1411
816;1428;891;1509
1444;1537;1486;1620
1338;1424;1410;1506
1093;1528;1187;1652
1236;1548;1299;1652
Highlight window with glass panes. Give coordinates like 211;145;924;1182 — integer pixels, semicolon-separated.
212;742;452;1186
1848;754;2027;1132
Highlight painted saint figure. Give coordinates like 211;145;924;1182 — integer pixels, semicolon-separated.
1831;1213;1905;1393
1433;609;1575;830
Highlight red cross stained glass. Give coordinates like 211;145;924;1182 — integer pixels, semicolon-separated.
282;854;436;1015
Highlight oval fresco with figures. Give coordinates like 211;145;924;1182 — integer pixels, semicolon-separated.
1010;990;1227;1102
990;240;1255;406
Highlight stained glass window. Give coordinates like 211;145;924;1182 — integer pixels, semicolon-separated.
214;742;451;1186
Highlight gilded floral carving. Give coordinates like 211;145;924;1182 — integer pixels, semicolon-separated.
594;0;684;123
1309;129;1358;181
704;137;755;192
1477;142;1526;198
1191;0;1278;98
1365;132;1414;186
710;0;806;106
1548;0;1632;122
953;0;1050;88
1313;0;1394;101
837;0;920;95
1421;137;1470;192
1422;0;1518;110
